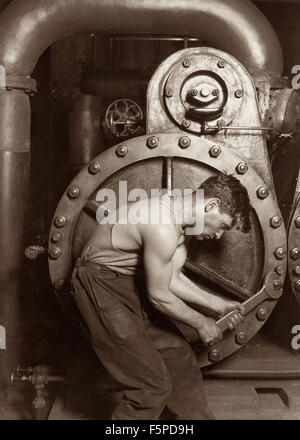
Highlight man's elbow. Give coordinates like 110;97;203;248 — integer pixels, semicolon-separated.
148;290;172;309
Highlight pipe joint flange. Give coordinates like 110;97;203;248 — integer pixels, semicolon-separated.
4;75;37;95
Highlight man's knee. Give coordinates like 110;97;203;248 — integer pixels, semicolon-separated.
141;372;173;409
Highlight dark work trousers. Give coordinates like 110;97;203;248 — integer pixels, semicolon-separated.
71;258;214;420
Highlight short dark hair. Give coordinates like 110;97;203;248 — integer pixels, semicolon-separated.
199;173;251;233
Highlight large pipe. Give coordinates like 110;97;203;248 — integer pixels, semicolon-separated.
0;0;283;78
0;0;283;402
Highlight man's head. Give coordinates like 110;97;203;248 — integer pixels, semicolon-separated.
195;173;251;240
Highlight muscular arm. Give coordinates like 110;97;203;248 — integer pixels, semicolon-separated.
141;225;208;330
169;244;244;319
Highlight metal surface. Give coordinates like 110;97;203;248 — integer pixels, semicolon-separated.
0;89;30;401
68;94;105;169
0;0;282;78
288;196;300;307
147;47;275;192
48;133;286;367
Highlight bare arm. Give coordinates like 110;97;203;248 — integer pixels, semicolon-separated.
169;244;244;327
141;224;222;345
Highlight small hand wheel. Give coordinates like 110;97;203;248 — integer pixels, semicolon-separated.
105;98;143;139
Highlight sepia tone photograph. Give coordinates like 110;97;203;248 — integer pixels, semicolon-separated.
0;0;300;425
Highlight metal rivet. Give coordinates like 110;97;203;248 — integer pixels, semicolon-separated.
217;59;225;68
293;266;300;276
236;162;248;175
212;89;219;96
182;119;191;128
294;216;300;228
182;58;191;68
208;349;220;362
270;216;282;228
235;89;243;98
49;247;62;260
51;232;62;243
67;186;80;199
146;136;159;149
274;247;286;260
275;265;284;275
190;88;198;97
209;145;221;158
54;280;65;291
290;248;300;260
273;279;282;290
294;280;300;292
178;136;191;149
88;162;101;174
54;216;66;228
256;308;267;321
165;88;173;98
257;187;269;199
235;332;247;345
116;145;128;157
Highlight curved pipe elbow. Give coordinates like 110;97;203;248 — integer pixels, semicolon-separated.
0;0;283;78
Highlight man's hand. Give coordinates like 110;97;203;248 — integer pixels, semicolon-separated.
196;317;223;346
217;299;245;330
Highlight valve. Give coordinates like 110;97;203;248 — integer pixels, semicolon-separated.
105;98;144;139
24;245;46;260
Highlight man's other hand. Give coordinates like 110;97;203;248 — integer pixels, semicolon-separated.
196;317;223;346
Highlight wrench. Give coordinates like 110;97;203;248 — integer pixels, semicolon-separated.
216;272;283;333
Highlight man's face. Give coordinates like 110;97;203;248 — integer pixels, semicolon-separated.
195;198;234;241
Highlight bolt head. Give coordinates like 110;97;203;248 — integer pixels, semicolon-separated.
116;145;128;157
294;280;300;292
25;247;38;259
54;216;66;228
190;88;198;97
235;331;247;345
235;89;243;98
256;308;267;321
88;162;101;174
165;88;174;98
275;265;284;275
200;87;210;97
294;216;300;228
208;349;221;362
270;215;282;228
257;187;269;199
54;279;65;291
147;136;159;149
68;186;80;199
209;145;221;158
51;232;61;243
212;89;219;97
273;279;282;290
49;247;62;260
293;265;300;276
182;119;191;128
217;59;225;68
236;162;248;175
182;58;191;68
290;248;300;260
274;247;286;260
179;136;191;149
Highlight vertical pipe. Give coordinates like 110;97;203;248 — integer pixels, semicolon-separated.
0;89;30;401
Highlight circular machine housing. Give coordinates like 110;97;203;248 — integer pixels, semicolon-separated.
48;133;286;367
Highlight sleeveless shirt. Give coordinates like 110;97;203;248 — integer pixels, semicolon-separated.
81;195;178;275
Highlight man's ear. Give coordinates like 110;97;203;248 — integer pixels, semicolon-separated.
205;198;221;212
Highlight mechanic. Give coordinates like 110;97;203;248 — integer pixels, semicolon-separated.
71;173;251;420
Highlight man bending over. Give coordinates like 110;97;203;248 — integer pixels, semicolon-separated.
71;173;251;420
